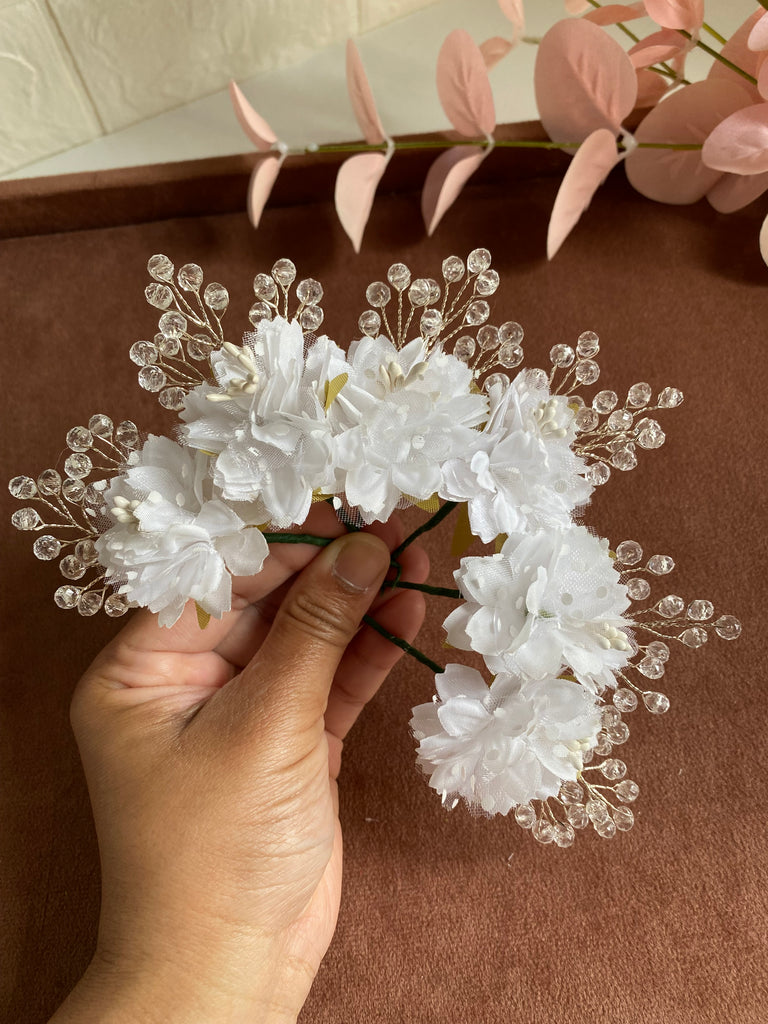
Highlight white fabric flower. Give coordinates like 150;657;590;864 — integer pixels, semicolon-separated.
96;435;268;627
180;317;348;528
440;372;593;543
329;336;488;523
411;664;601;813
444;525;633;691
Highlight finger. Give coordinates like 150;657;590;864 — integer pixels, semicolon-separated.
224;532;391;731
324;588;426;752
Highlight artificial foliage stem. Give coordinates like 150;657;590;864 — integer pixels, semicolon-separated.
676;28;758;85
362;614;444;675
391;580;462;599
391;501;458;560
584;0;690;83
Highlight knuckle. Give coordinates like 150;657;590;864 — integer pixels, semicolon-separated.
280;589;360;650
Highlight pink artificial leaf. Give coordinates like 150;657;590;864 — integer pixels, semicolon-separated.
346;40;386;146
625;79;754;203
498;0;524;35
422;146;488;235
701;102;768;175
437;29;496;137
583;3;647;27
229;82;277;152
334;152;389;253
635;68;670;108
534;19;637;143
247;155;281;227
708;11;763;102
644;0;703;32
565;0;592;12
628;29;685;69
547;128;621;258
748;11;768;52
759;210;768;267
759;54;768;100
707;170;768;213
480;36;515;70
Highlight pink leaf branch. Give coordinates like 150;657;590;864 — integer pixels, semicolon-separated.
346;40;386;145
229;82;285;228
229;82;278;151
437;29;496;136
644;0;704;33
628;29;687;70
422;147;489;235
480;36;516;70
583;3;646;28
707;170;768;213
247;157;282;228
701;101;768;174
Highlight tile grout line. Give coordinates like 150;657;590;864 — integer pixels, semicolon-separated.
40;0;107;135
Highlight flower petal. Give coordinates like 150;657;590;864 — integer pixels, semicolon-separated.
644;0;703;32
702;102;768;175
547;128;621;259
421;146;488;235
335;151;389;253
228;81;277;152
247;156;281;228
346;40;386;146
436;29;496;136
534;19;637;143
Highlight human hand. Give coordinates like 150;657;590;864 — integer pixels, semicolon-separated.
50;506;428;1024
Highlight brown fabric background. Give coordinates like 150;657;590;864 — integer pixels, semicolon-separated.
1;128;766;1023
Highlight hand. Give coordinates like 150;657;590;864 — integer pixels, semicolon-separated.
50;506;428;1024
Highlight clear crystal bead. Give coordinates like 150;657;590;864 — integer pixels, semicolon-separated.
575;408;599;432
248;302;273;326
477;325;499;351
427;279;442;304
687;599;714;621
204;283;229;311
252;272;277;301
613;688;638;712
514;803;536;829
647;640;670;662
658;386;683;408
559;780;584;805
657;594;684;618
75;539;99;564
159;387;187;411
406;279;429;307
592;390;618;414
59;555;86;580
586;799;610;823
33;535;61;560
187;334;215;360
679;626;708;649
643;691;670;714
138;366;166;392
611;447;637;471
386;263;411;291
367;281;391;308
613;806;634;831
638;656;664;679
483;372;509;393
66;427;92;452
627;382;651;407
574;359;600;384
88;414;113;438
63;454;92;479
714;614;741;640
299;305;324;331
358;310;381;337
54;584;81;609
616;540;642;565
115;421;139;448
647;554;674;575
465;300;490;326
296;278;323;305
498;342;524;368
453;335;476;362
602;706;621;728
105;593;130;617
9;475;37;499
565;803;589;829
554;822;576;848
576;330;599;357
626;577;651;601
157;334;180;357
37;469;62;495
130;341;158;366
178;263;203;291
147;254;174;281
271;258;296;287
607;409;633;431
606;721;630;744
615;779;639;803
550;344;575;368
532;817;555;844
441;255;465;282
499;321;524;345
158;311;187;339
594;732;613;756
475;269;499;296
83;484;106;511
595;817;617;839
11;507;42;531
467;247;491;273
420;308;443;337
636;420;665;449
600;758;627;780
587;462;610;486
78;591;103;616
145;283;173;309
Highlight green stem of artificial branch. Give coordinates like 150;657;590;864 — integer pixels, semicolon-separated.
302;139;703;158
584;0;689;83
676;28;758;85
362;614;444;674
391;501;459;560
391;580;462;599
701;22;728;46
262;532;333;547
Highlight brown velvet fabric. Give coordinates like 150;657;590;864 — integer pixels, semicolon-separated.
1;129;766;1023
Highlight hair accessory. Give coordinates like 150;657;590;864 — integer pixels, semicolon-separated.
9;250;741;846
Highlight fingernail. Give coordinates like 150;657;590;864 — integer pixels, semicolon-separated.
332;534;388;594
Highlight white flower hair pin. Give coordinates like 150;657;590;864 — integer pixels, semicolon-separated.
9;250;741;847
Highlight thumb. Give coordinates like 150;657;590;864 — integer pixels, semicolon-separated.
234;531;392;728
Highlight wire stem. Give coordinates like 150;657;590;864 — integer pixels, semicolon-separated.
390;580;462;598
262;532;333;547
391;501;458;559
363;614;444;674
